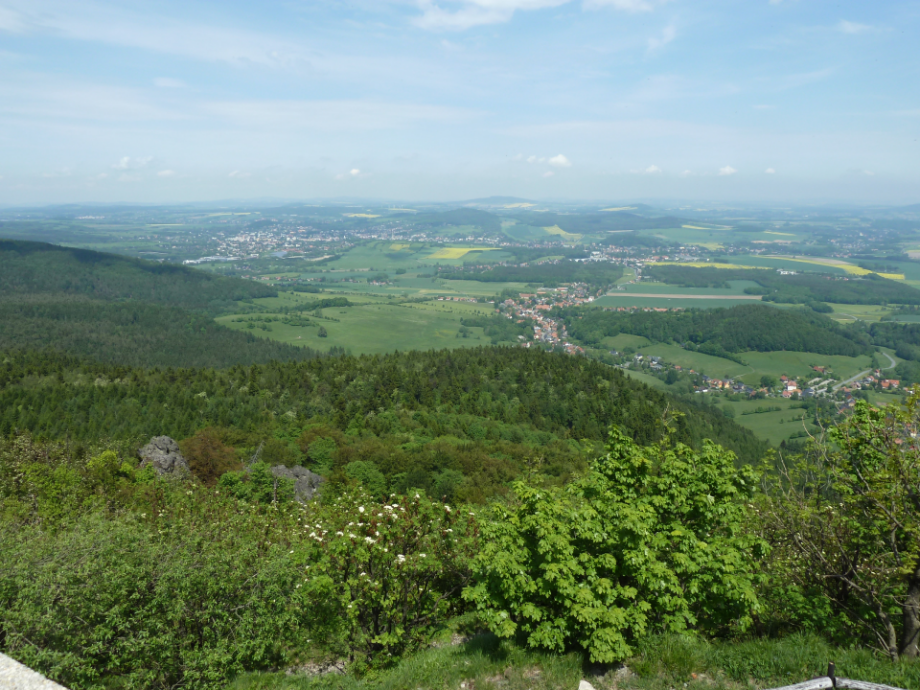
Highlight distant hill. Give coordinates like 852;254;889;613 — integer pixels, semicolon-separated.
395;208;502;235
560;303;870;358
0;240;323;367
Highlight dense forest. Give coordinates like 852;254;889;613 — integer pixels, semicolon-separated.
646;264;920;305
0;240;322;367
557;303;870;357
0;239;276;312
446;260;623;288
0;347;766;502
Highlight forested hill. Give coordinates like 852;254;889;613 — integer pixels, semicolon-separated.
559;303;870;357
0;240;322;367
0;239;275;312
0;347;767;491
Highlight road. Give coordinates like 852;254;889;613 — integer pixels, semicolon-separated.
832;350;897;391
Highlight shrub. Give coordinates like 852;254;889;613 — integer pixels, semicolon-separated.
302;491;478;669
180;428;242;486
0;490;314;690
464;427;764;663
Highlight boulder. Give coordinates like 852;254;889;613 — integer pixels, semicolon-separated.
270;465;324;502
138;436;190;476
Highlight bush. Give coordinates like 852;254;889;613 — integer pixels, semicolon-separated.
464;427;764;663
302;491;478;669
180;428;242;486
0;490;315;690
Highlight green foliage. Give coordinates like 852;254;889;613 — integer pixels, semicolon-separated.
560;303;868;357
301;492;478;668
464;427;764;663
0;490;315;690
758;397;920;659
398;209;502;235
517;211;687;235
459;314;532;344
344;461;387;496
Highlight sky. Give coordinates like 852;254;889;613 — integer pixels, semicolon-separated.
0;0;918;205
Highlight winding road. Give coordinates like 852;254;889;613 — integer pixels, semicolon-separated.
832;349;897;391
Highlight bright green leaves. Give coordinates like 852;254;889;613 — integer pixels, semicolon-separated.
465;427;764;663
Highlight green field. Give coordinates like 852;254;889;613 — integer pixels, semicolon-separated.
217;301;497;355
601;333;652;350
721;398;821;446
592;295;764;310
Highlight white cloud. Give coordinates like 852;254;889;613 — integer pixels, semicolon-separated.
718;165;737;176
548;153;571;167
350;168;361;176
154;77;186;88
679;170;692;177
764;167;776;174
585;0;656;12
157;169;176;177
228;170;251;178
644;164;662;174
647;23;676;52
838;20;873;35
413;0;663;31
112;156;152;170
0;6;25;32
96;173;108;179
543;170;554;177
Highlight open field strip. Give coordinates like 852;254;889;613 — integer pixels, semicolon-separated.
343;213;380;218
608;293;761;300
763;255;905;279
428;247;500;259
650;261;766;270
765;231;796;236
543;225;582;240
592;295;765;309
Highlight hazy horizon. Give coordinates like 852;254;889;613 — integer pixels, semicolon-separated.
1;0;918;205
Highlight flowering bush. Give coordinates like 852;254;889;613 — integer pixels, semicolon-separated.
300;490;478;667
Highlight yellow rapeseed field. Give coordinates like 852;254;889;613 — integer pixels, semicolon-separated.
429;247;499;259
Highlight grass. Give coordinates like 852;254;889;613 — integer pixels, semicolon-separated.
650;262;767;270
217;302;495;356
591;296;764;310
601;334;652;350
543;225;583;241
721;398;820;446
229;633;920;690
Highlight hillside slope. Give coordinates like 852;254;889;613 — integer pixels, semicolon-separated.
0;240;322;367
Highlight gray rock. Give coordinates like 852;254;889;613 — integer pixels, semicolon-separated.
0;652;70;689
578;681;597;690
138;436;190;476
270;465;325;502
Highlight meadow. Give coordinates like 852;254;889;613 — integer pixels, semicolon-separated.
592;295;763;309
217;300;501;355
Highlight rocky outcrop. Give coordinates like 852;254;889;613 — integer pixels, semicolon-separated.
270;465;324;502
138;436;190;476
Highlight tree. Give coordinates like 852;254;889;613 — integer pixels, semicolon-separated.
318;326;328;338
760;397;920;660
180;428;241;486
761;374;778;389
464;426;764;662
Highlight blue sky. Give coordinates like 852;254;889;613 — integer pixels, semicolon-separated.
0;0;918;204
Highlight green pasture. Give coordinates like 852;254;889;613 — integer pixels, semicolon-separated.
591;295;763;310
741;351;873;384
637;226;731;248
720;398;820;446
636;344;753;380
612;281;759;296
601;333;652;350
621;369;671;391
827;303;893;322
217;303;491;356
